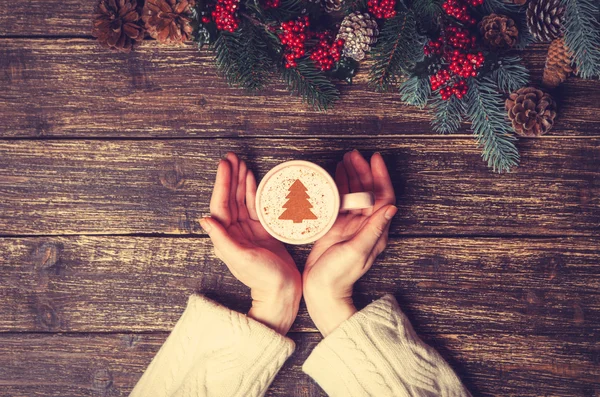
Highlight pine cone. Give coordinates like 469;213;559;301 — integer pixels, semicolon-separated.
506;87;557;136
143;0;196;45
92;0;145;52
336;12;379;61
526;0;564;42
542;38;573;88
479;14;519;49
324;0;343;13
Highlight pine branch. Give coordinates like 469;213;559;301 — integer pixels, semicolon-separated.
429;93;465;133
489;56;530;93
412;0;443;32
480;0;523;15
562;0;600;79
213;22;275;90
368;11;425;92
399;75;431;108
341;0;368;14
280;58;340;110
465;77;520;173
248;0;303;22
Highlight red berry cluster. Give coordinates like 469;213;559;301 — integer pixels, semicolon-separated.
310;33;344;71
430;69;451;91
439;80;468;100
367;0;397;19
212;0;240;32
279;17;309;68
448;50;484;78
446;26;476;50
264;0;280;8
442;0;476;24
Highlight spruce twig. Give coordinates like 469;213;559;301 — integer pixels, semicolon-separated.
341;0;368;14
430;93;465;133
399;75;431;108
489;56;530;93
280;58;340;110
412;0;443;32
465;77;519;172
562;0;600;79
369;11;425;92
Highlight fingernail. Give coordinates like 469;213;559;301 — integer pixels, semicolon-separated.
384;206;398;220
199;218;212;233
374;151;381;156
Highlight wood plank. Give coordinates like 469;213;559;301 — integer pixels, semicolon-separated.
1;236;599;334
0;332;598;396
0;139;599;236
0;39;598;137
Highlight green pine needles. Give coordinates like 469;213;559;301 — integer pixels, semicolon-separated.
399;75;431;108
281;58;340;110
430;94;465;134
562;0;600;79
465;78;520;173
368;11;425;92
489;56;530;93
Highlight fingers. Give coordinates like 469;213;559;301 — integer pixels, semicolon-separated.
246;169;259;221
199;216;243;264
350;150;374;192
371;152;396;207
209;159;232;226
349;205;397;259
225;152;240;221
343;151;363;193
335;161;350;196
237;160;249;221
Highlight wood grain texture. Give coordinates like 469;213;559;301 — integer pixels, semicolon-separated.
0;331;598;396
1;236;598;334
0;139;598;236
0;39;598;137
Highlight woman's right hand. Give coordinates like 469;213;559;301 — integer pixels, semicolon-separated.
200;153;302;335
303;150;397;336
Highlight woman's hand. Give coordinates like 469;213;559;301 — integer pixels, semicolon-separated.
303;150;397;336
200;153;302;335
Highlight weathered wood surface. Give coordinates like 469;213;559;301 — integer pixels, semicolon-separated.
1;236;598;334
0;331;598;396
1;139;599;236
1;39;599;137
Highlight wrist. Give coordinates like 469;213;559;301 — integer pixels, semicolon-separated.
304;288;357;337
248;284;301;335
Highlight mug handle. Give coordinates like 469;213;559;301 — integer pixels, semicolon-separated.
340;192;375;211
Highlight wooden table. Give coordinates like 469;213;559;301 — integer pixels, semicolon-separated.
1;2;599;396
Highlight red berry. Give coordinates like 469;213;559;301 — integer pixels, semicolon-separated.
368;0;397;19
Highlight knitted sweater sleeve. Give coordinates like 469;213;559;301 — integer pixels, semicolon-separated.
302;294;471;397
130;294;295;397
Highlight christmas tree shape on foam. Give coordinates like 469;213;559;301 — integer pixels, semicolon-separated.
279;179;318;223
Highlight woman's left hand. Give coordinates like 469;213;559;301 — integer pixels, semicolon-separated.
200;153;301;335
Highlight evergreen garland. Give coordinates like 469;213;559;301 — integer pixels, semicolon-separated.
465;77;519;172
562;0;600;79
281;58;340;110
368;11;425;92
430;93;465;133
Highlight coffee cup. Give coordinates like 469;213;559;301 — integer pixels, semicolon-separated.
256;160;374;245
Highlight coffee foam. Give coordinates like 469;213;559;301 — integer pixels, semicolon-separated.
259;165;337;242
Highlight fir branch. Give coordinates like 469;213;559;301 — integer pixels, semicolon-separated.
412;0;443;32
369;11;425;92
480;0;523;16
341;0;368;14
249;0;303;22
465;77;519;173
399;75;431;108
562;0;600;79
213;22;275;90
489;56;530;93
280;58;340;110
429;93;465;133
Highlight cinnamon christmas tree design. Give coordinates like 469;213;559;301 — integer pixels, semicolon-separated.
279;179;318;223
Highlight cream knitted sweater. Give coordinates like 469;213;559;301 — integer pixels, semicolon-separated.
130;294;470;397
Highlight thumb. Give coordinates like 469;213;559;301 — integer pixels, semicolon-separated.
349;205;397;256
199;217;241;260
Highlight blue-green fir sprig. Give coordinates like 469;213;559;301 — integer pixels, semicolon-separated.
562;0;600;79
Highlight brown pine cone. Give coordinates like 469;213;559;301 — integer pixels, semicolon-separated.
143;0;196;45
542;38;573;88
526;0;564;42
336;12;379;61
324;0;343;13
506;87;557;137
479;14;519;49
92;0;145;52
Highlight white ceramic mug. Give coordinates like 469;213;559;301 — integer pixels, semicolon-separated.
256;160;374;244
